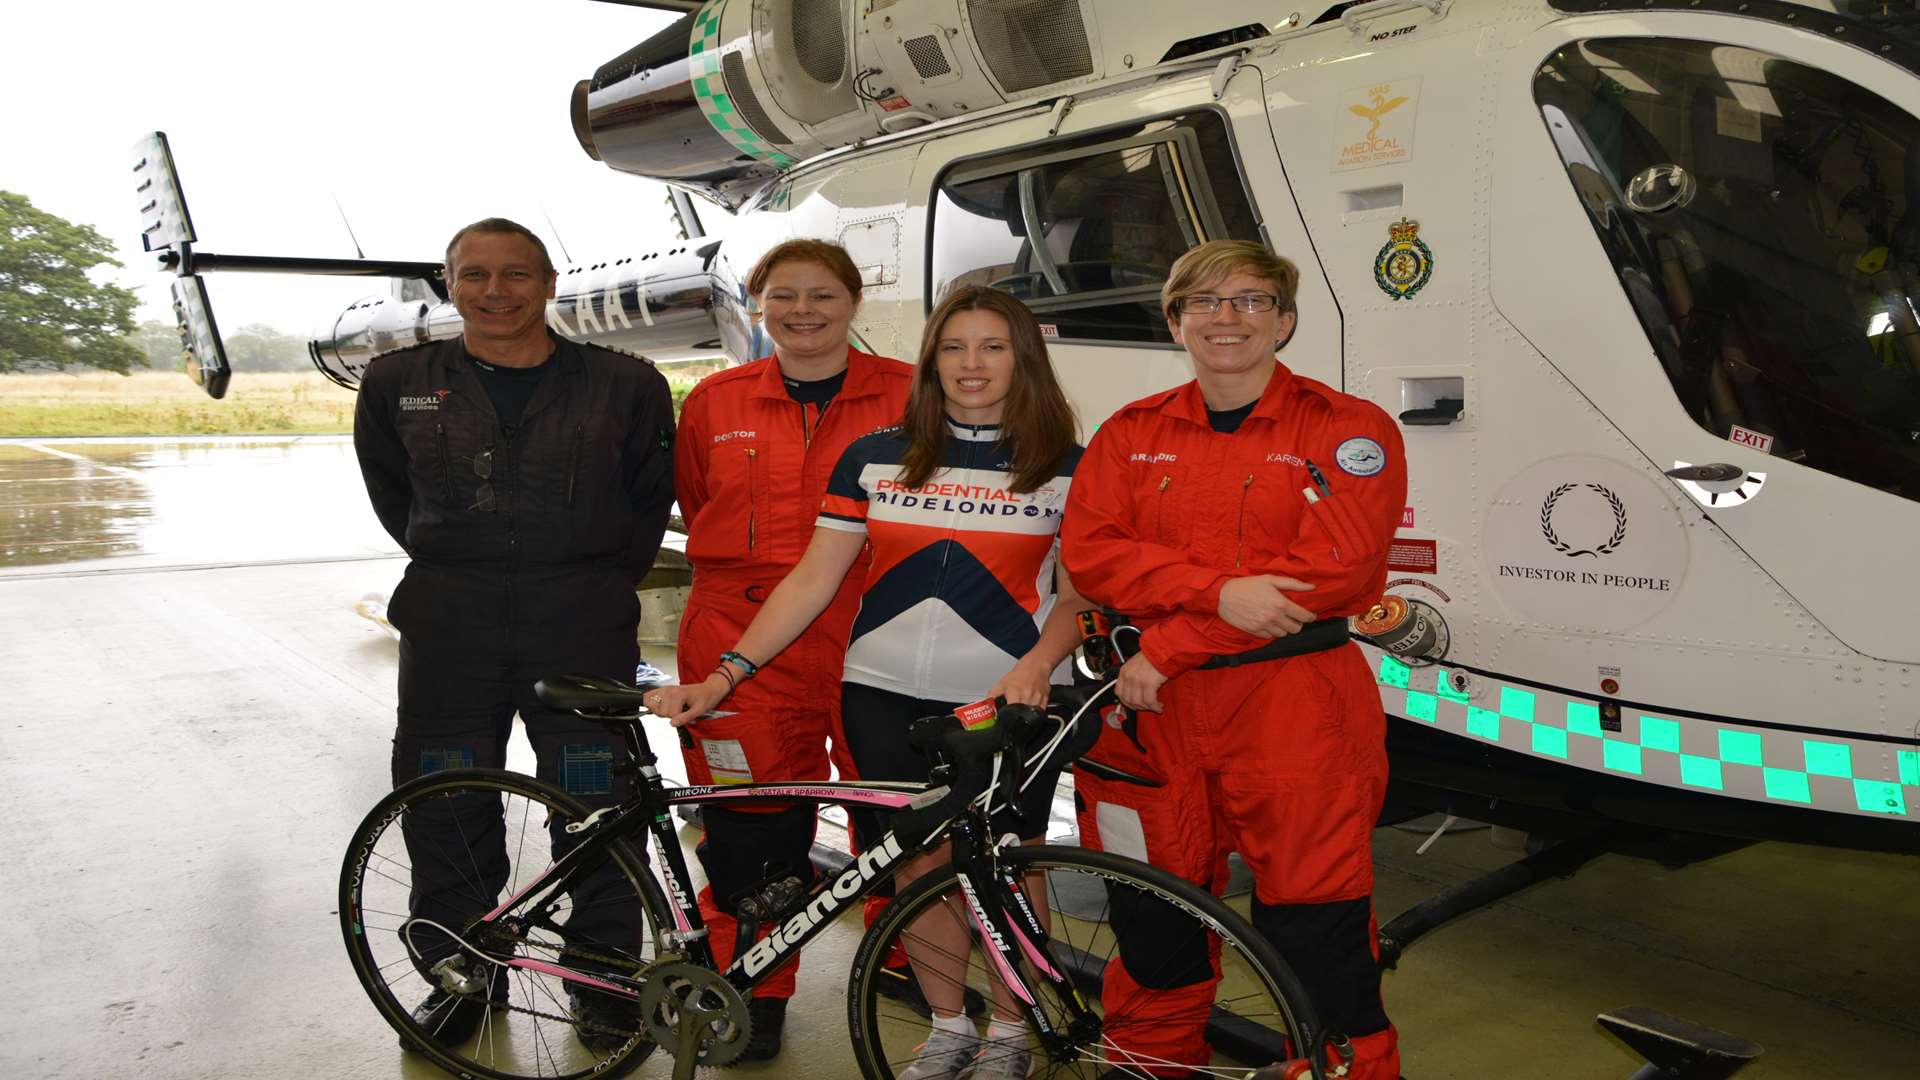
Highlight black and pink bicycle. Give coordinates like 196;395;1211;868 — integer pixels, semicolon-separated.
338;670;1324;1080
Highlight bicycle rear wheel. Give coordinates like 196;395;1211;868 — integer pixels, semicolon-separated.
339;768;670;1080
847;845;1322;1080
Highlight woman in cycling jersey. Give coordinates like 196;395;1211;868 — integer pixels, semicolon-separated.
651;285;1086;1080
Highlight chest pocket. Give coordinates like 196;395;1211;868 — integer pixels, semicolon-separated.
1139;464;1189;547
1235;467;1312;569
397;406;487;512
705;438;766;552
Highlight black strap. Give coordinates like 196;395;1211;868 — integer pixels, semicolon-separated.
1196;617;1352;670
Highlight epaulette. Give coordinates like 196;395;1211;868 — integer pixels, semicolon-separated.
583;342;657;366
367;339;439;365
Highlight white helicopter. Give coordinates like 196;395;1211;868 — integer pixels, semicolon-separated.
134;0;1916;1055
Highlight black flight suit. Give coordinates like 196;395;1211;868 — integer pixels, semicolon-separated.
354;334;675;979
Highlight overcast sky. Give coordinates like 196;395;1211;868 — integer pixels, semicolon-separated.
2;0;704;336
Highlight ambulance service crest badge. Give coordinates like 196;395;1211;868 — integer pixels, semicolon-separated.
1373;217;1433;301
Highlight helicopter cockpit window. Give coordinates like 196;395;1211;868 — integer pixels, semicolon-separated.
930;111;1259;344
1535;39;1920;501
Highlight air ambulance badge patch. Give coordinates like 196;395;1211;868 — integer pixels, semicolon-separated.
1373;217;1433;301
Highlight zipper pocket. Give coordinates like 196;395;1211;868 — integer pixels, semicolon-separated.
434;424;452;502
1154;475;1173;540
567;424;583;507
746;447;758;551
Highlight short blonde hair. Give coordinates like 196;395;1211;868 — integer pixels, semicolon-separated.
1161;240;1300;322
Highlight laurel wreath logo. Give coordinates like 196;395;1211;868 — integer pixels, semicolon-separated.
1540;482;1628;557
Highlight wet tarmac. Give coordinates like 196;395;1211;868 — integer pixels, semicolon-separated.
1;439;1915;1079
0;437;399;575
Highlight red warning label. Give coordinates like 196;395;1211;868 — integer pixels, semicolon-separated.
1385;538;1437;574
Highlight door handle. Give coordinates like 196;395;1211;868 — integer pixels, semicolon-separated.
1398;397;1463;426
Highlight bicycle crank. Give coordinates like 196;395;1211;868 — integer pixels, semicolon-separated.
636;961;752;1076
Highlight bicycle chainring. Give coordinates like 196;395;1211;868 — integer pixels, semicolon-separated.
635;961;752;1068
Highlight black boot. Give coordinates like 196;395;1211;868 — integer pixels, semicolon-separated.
739;997;788;1061
400;988;491;1051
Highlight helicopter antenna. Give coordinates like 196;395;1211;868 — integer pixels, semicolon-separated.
330;193;366;259
541;205;575;265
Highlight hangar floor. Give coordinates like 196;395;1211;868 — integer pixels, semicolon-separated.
2;437;1914;1079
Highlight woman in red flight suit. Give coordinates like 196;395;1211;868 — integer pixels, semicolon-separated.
1061;239;1407;1079
670;238;912;1059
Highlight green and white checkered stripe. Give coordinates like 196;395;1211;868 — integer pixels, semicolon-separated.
688;0;797;168
1371;648;1918;820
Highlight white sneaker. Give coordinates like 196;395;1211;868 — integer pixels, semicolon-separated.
958;1037;1031;1079
897;1027;982;1080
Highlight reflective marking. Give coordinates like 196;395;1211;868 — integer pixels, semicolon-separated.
1719;730;1764;768
1855;780;1907;816
1763;768;1813;804
1372;650;1916;820
1566;701;1603;738
1639;715;1681;754
1679;754;1725;791
1803;740;1852;779
1403;691;1438;723
1603;740;1643;776
1531;724;1569;759
1499;686;1536;723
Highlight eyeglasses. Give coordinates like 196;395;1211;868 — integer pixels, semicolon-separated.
471;447;495;512
1177;293;1281;315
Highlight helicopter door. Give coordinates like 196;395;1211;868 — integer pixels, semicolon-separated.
1494;21;1920;664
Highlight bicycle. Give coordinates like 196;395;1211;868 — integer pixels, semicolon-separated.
339;655;1329;1080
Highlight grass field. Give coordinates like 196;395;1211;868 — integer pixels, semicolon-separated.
0;370;702;437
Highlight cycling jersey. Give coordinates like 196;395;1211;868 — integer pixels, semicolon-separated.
818;420;1081;703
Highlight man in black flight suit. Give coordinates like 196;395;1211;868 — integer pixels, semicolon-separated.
354;217;675;1054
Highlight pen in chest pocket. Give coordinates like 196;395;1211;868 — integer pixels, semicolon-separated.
1302;459;1333;504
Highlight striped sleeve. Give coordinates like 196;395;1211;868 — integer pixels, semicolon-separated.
817;434;875;532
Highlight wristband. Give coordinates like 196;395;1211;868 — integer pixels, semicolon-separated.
718;650;761;679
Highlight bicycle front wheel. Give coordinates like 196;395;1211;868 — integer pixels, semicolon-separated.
847;845;1322;1080
339;768;671;1080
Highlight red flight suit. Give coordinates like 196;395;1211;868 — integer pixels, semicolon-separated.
1061;362;1406;1078
674;347;912;998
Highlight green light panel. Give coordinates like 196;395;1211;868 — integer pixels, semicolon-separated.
1803;740;1853;779
1365;647;1914;819
1762;768;1813;804
1719;730;1764;768
1499;686;1536;722
1403;691;1438;723
1639;715;1681;754
1603;740;1643;775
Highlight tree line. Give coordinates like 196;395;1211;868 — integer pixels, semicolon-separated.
2;190;314;375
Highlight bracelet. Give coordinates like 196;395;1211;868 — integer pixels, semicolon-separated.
718;650;761;680
714;665;737;691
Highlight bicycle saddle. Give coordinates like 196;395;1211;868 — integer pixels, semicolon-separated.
534;672;650;714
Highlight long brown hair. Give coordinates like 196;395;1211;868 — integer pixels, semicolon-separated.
896;286;1076;494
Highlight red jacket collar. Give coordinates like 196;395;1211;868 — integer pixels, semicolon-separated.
747;345;899;403
1163;361;1297;427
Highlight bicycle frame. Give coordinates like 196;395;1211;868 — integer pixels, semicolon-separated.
447;719;1092;1055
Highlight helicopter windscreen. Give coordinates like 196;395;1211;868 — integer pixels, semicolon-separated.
1535;37;1920;501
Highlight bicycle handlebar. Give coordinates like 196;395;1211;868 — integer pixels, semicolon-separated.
888;684;1106;847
